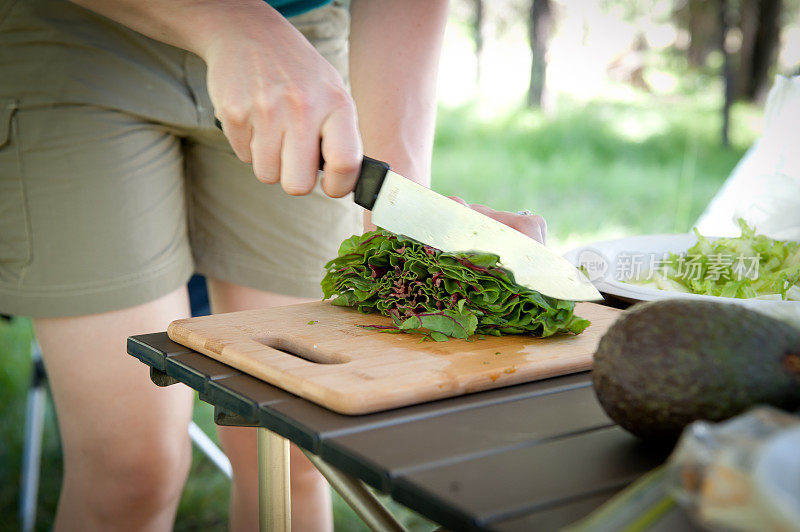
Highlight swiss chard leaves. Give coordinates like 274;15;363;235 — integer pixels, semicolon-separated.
322;230;590;340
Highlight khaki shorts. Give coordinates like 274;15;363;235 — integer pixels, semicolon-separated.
0;0;361;318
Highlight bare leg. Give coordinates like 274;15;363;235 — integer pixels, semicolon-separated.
207;279;333;532
35;286;195;532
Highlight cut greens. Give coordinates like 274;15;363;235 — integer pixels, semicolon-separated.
321;230;590;340
625;220;800;300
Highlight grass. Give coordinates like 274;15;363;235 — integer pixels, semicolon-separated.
432;94;756;250
0;88;757;531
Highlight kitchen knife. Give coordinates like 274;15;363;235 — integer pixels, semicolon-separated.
353;157;602;302
213;120;600;301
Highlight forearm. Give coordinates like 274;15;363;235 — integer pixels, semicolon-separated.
349;0;448;188
68;0;283;57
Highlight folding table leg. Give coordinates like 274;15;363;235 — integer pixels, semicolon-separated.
20;340;46;532
257;427;291;532
302;450;407;532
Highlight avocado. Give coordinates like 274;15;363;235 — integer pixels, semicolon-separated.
592;299;800;440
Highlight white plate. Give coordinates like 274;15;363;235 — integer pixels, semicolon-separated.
563;234;800;316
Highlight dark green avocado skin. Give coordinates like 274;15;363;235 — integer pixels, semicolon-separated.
592;299;800;440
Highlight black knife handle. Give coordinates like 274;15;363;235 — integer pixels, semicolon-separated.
215;118;390;210
353;157;391;210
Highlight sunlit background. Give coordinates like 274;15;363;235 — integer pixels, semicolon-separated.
440;0;799;110
1;1;799;530
431;0;799;253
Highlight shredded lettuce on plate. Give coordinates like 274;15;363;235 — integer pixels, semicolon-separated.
627;220;800;300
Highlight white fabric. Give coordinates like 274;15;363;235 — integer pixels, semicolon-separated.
695;75;800;241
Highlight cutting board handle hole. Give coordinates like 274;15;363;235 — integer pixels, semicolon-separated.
256;336;349;365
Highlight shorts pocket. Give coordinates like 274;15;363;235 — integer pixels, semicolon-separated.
0;99;31;267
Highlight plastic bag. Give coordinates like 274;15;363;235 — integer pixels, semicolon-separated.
696;75;800;241
666;407;800;531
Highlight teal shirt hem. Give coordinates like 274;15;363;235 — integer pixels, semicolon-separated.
269;0;333;18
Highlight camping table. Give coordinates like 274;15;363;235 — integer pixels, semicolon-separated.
127;323;702;532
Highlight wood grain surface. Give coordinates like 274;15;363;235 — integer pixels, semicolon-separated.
167;301;621;415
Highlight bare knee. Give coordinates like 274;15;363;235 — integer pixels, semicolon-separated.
63;431;191;523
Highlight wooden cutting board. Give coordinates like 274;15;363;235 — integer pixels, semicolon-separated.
167;301;622;415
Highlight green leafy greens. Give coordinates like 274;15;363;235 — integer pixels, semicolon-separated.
321;230;590;340
627;219;800;300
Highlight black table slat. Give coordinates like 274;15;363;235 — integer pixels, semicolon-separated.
498;493;698;532
165;352;240;392
391;426;670;531
321;385;613;491
491;491;616;531
258;400;326;452
206;374;296;423
127;332;193;372
262;372;592;454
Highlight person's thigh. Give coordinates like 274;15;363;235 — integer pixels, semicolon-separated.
35;286;195;531
0;103;194;318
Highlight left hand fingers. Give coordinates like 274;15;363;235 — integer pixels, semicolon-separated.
447;195;469;207
468;203;547;245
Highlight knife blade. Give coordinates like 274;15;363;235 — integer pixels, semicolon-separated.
353;157;602;302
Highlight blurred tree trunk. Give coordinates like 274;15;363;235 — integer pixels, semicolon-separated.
737;0;760;98
473;0;484;85
718;0;782;144
746;0;781;101
735;0;782;101
527;0;552;108
687;0;718;67
681;0;781;104
720;0;733;147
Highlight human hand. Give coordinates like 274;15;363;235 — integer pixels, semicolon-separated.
198;4;362;197
448;197;547;244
